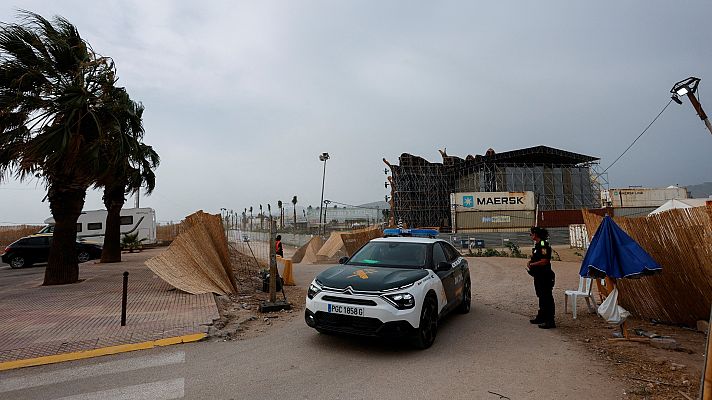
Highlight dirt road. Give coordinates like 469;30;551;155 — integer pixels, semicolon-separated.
274;260;625;400
2;255;627;400
4;251;702;399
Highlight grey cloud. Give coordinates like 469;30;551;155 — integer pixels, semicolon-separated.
1;1;711;223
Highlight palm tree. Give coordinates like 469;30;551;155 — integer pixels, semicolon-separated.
291;196;298;226
0;12;123;285
93;87;158;263
259;205;263;230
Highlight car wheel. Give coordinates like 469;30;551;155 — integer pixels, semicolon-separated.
77;251;91;263
413;295;438;349
458;279;471;314
9;256;26;269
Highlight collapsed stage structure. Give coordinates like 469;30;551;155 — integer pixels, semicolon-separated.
384;145;603;232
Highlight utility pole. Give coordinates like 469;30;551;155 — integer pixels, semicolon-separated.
671;77;712;136
258;217;291;312
268;218;277;303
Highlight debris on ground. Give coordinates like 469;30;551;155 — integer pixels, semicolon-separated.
560;316;705;400
206;247;304;342
634;328;662;338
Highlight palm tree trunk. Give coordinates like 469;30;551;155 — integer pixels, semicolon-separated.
101;184;125;263
44;188;85;285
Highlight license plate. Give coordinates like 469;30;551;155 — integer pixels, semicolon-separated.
327;304;364;316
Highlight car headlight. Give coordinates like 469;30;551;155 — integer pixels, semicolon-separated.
383;293;415;309
307;281;322;299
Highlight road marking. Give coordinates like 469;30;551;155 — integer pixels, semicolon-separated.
0;333;205;371
0;351;185;393
54;378;185;400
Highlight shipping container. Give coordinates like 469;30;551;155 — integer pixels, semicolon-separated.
451;210;536;232
603;187;688;208
537;209;584;228
451;191;536;212
611;207;658;218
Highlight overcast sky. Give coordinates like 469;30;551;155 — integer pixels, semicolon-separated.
1;1;711;224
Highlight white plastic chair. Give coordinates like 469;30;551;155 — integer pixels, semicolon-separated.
564;277;596;319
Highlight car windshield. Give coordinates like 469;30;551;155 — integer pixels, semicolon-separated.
346;241;427;269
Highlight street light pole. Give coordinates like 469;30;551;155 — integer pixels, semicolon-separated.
318;152;330;236
671;77;712;136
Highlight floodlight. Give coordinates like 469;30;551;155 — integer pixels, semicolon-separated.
675;86;689;96
669;76;712;136
670;77;700;98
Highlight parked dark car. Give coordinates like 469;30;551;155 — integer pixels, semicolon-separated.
1;235;103;268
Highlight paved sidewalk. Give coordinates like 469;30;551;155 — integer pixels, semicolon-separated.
0;248;218;364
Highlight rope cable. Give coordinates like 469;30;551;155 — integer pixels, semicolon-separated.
597;99;673;178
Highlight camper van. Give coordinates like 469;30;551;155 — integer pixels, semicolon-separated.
39;208;157;245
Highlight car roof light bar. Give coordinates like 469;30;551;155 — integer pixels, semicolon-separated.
383;228;439;238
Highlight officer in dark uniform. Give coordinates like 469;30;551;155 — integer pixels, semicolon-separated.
527;226;556;329
275;235;284;257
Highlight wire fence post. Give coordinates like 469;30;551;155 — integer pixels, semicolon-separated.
268;218;277;303
121;271;129;326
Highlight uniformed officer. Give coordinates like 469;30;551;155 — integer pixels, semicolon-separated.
527;226;556;329
275;235;284;258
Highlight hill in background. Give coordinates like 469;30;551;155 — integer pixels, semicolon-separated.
686;182;712;198
358;201;389;210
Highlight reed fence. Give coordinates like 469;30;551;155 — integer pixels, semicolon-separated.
582;203;712;325
156;223;180;242
146;211;237;295
0;225;43;248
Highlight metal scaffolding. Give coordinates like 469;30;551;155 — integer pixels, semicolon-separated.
384;146;603;231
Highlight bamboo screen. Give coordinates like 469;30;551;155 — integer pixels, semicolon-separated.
291;236;324;264
0;225;43;248
317;226;383;261
156;223;180;242
582;203;712;325
146;211;237;295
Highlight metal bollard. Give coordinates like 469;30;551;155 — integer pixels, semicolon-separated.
121;271;129;326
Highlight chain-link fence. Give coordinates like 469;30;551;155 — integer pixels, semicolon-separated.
228;223;315;253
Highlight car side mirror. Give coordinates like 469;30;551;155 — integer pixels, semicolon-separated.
436;261;451;271
338;256;349;264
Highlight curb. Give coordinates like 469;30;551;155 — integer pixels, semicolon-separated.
0;333;206;372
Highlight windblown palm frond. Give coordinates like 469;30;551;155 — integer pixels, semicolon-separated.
0;11;117;189
0;11;137;284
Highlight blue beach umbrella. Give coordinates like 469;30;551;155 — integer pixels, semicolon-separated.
580;215;662;279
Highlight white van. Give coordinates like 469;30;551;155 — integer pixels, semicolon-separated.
40;207;157;245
